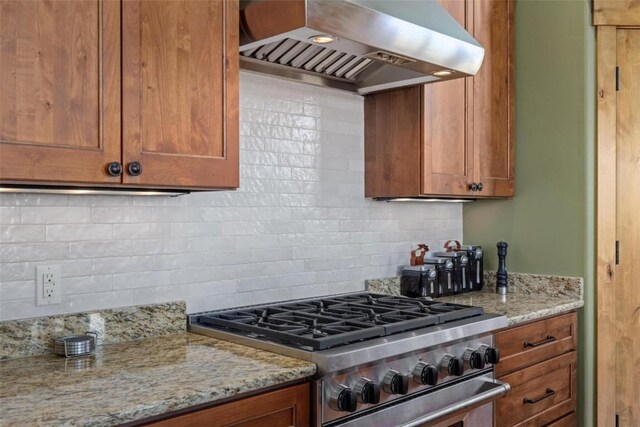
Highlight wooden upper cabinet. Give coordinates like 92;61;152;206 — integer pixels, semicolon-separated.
472;0;514;197
422;0;473;197
1;0;238;191
0;0;121;185
364;0;514;199
122;0;238;190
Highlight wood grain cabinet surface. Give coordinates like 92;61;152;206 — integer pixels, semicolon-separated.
143;383;309;427
365;0;514;199
495;312;578;427
0;0;238;191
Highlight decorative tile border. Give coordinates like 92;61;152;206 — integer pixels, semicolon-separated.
0;301;186;360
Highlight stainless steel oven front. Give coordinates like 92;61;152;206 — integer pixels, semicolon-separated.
313;372;508;427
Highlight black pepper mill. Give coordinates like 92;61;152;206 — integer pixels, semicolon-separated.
496;241;508;295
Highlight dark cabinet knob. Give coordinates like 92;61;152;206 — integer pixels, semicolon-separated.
127;161;143;176
477;182;484;191
413;362;439;386
106;162;123;177
469;182;478;191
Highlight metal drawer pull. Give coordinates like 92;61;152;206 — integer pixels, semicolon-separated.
524;335;556;348
523;388;555;404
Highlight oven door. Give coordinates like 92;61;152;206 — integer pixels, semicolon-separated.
328;374;509;427
423;402;493;427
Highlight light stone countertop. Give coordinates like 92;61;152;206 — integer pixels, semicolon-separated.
434;291;583;325
366;272;584;326
0;333;317;427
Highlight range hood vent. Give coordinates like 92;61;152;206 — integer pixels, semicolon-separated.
241;38;376;81
239;0;485;95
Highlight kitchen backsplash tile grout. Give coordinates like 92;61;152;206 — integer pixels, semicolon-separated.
0;73;462;321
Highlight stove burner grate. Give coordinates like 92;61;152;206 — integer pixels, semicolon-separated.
195;293;484;350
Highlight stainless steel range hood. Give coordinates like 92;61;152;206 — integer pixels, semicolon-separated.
239;0;484;95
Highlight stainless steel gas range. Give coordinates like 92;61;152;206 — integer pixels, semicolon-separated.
188;292;510;427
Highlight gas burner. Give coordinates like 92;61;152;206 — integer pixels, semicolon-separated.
194;292;484;350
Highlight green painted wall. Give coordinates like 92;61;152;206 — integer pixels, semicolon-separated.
462;0;595;425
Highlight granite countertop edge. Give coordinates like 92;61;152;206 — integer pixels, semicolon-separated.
505;299;584;326
81;366;317;427
0;332;317;427
98;352;318;427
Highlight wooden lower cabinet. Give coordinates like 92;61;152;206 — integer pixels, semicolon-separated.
495;312;578;377
495;312;578;427
497;352;577;427
144;383;309;427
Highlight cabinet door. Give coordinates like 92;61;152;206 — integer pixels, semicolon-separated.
122;0;238;190
496;351;577;427
0;0;121;185
145;383;310;427
421;0;474;197
472;0;514;197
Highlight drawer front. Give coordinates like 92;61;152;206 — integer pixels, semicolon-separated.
496;351;577;427
546;412;577;427
495;312;577;376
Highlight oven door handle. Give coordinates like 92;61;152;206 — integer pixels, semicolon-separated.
399;378;511;427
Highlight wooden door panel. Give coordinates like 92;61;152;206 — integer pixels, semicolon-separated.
496;352;577;427
615;29;640;427
472;0;514;197
0;0;121;184
145;383;309;427
421;0;474;197
122;0;238;190
364;86;422;198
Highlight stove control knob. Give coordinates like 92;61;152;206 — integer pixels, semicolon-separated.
412;362;439;386
463;348;486;370
440;354;464;377
329;384;358;413
478;345;501;365
354;377;380;404
382;370;410;395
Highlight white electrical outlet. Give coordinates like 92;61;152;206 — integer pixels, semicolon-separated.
36;265;62;306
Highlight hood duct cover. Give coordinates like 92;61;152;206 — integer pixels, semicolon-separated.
239;0;485;95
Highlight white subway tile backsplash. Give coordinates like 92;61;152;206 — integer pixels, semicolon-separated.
0;225;46;243
0;207;21;224
112;271;171;290
0;280;34;301
64;275;113;295
0;73;462;321
1;243;68;263
92;207;153;223
92;256;155;275
46;224;113;242
21;207;91;224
